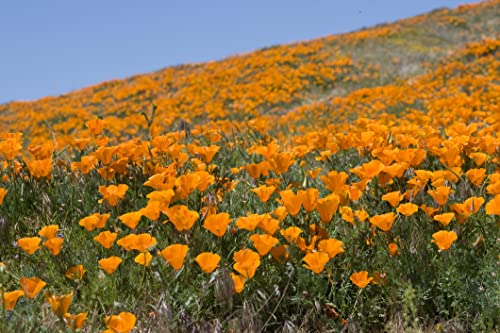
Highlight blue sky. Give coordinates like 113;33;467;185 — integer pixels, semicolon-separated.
0;0;470;103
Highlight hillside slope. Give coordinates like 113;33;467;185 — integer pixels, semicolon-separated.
0;0;498;146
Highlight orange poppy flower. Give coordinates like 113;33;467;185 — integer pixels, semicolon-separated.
303;251;330;274
269;151;295;175
65;265;86;281
233;249;261;279
105;312;137;333
251;185;275;203
432;230;458;250
381;191;403;208
192;145;220;163
485;195;500;215
270;244;289;262
355;209;369;222
257;215;281;235
19;277;46;298
245;161;271;179
203;212;232;237
465;168;487;187
317;238;344;259
164;205;199;232
249;234;279;256
64;312;88;330
134;252;153;267
369;212;396;232
46;291;73;318
320;170;349;193
388;243;399;256
462;196;485;216
85;118;105;135
139;201;161;221
316;194;340;223
26;158;53;179
236;214;263;231
79;213;110;231
38;224;59;239
98;184;129;206
301;188;319;212
231;273;246;293
146;189;175;208
396;203;419;216
71;155;98;175
94;231;118;249
119;211;143;230
279;190;303;216
433;212;455;226
98;256;122;274
2;290;25;311
43;237;64;256
273;206;288;221
339;206;354;225
427;186;454;206
18;237;42;255
0;188;8;205
350;271;373;289
195;252;221;273
280;226;303;243
175;173;201;199
350;159;385;180
159;244;189;270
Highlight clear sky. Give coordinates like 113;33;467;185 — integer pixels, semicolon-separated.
0;0;470;104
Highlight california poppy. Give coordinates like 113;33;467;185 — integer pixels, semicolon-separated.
381;191;403;208
433;212;455;226
279;190;303;216
43;237;64;256
233;249;260;279
46;291;73;318
350;271;373;289
320;170;349;193
302;251;330;274
134;252;153;267
18;237;42;255
396;203;419;216
301;188;319;212
280;226;303;243
203;212;232;237
251;185;275;203
231;273;246;293
159;244;189;270
65;265;86;281
257;215;281;235
98;184;128;206
317;238;344;259
119;211;143;230
79;213;110;231
98;256;122;274
427;186;454;206
105;312;137;333
465;168;487;187
94;231;118;249
2;290;25;311
0;188;7;205
316;194;340;223
339;206;354;225
195;252;221;273
20;277;46;298
236;214;263;231
38;224;59;239
369;212;396;232
249;234;279;256
388;243;399;256
485;194;500;215
64;312;88;330
432;230;458;250
164;205;199;232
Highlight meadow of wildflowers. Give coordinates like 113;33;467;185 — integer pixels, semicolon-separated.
0;1;499;332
